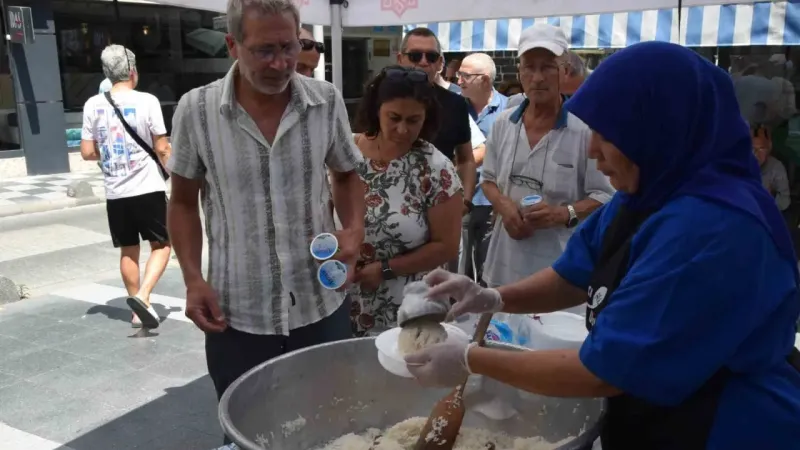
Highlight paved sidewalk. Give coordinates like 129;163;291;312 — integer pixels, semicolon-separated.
0;268;222;450
0;172;106;218
0;172;173;219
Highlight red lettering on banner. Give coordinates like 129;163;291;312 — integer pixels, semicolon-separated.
381;0;419;18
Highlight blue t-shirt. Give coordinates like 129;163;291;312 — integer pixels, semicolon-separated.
553;194;800;449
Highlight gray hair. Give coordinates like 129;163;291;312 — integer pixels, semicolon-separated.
464;52;497;81
563;51;587;77
101;45;136;84
227;0;300;43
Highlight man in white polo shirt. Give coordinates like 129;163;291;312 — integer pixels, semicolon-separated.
481;24;614;314
167;1;364;440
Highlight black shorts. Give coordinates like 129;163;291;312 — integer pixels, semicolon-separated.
106;191;169;248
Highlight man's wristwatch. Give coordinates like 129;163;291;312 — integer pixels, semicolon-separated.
565;204;579;228
381;259;397;280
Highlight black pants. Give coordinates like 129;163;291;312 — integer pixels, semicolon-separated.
463;205;493;283
206;299;352;444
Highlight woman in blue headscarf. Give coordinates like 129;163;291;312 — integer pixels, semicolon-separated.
403;42;800;449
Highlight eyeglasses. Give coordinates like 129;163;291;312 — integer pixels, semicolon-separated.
509;125;549;192
383;66;428;83
456;71;484;82
509;174;543;191
299;38;325;54
403;51;441;64
242;40;301;62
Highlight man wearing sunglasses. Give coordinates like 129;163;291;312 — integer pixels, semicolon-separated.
168;2;364;442
398;27;478;217
297;27;323;77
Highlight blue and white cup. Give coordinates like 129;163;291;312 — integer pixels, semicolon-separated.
519;194;543;209
317;259;348;290
310;233;339;261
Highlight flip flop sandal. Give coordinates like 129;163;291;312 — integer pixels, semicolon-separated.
126;296;160;329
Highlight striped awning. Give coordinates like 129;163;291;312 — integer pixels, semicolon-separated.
404;1;800;51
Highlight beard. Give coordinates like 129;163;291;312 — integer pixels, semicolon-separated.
241;67;293;95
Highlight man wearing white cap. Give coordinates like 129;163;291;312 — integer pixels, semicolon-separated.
479;24;614;314
507;49;587;110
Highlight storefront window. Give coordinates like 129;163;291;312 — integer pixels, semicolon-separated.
53;0;232;112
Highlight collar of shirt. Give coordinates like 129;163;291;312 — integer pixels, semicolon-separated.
468;89;509;136
218;61;327;119
509;95;569;130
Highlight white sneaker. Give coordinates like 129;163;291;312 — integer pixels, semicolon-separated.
126;296;160;329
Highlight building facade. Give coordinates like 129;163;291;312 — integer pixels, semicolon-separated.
0;0;402;177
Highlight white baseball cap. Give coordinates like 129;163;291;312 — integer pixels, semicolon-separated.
518;23;569;58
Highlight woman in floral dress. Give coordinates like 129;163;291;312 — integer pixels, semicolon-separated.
350;66;463;336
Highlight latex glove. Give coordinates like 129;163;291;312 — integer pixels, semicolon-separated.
424;269;503;320
397;281;451;326
405;341;475;387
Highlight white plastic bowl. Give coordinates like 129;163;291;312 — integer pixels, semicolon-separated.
375;323;470;378
526;311;587;352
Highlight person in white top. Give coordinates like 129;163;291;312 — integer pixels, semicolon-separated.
81;44;172;329
480;24;614;314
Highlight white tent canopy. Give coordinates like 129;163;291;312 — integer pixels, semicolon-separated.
143;0;761;89
340;0;760;26
144;0;760;26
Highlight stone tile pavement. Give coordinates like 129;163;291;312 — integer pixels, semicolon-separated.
0;172;106;218
0;268;224;450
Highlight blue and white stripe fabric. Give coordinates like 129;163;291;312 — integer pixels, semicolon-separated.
404;1;800;51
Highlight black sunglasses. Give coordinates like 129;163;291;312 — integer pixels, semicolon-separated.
299;38;325;53
403;51;440;64
383;66;428;83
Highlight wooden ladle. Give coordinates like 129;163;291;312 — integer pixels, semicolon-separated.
414;313;494;450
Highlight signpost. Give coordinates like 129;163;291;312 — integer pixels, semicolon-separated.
7;6;34;44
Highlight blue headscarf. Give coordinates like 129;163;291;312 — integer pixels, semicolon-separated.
564;41;796;264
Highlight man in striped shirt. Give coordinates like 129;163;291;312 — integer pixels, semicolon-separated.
167;1;364;438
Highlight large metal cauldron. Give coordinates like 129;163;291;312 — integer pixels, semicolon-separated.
219;338;605;449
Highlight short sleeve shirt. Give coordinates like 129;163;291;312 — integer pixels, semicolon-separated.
350;141;462;335
553;195;800;449
168;64;363;335
82;90;167;199
430;85;471;160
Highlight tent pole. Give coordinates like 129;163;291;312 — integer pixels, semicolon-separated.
313;25;325;80
330;0;344;92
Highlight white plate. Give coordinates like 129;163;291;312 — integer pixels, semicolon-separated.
375;323;470;378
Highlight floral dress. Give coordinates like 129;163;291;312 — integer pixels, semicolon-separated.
350;139;462;336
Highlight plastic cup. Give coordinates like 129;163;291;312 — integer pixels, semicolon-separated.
519;194;543;208
310;233;339;261
317;259;348;290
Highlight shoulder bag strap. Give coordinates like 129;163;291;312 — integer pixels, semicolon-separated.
104;91;169;180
